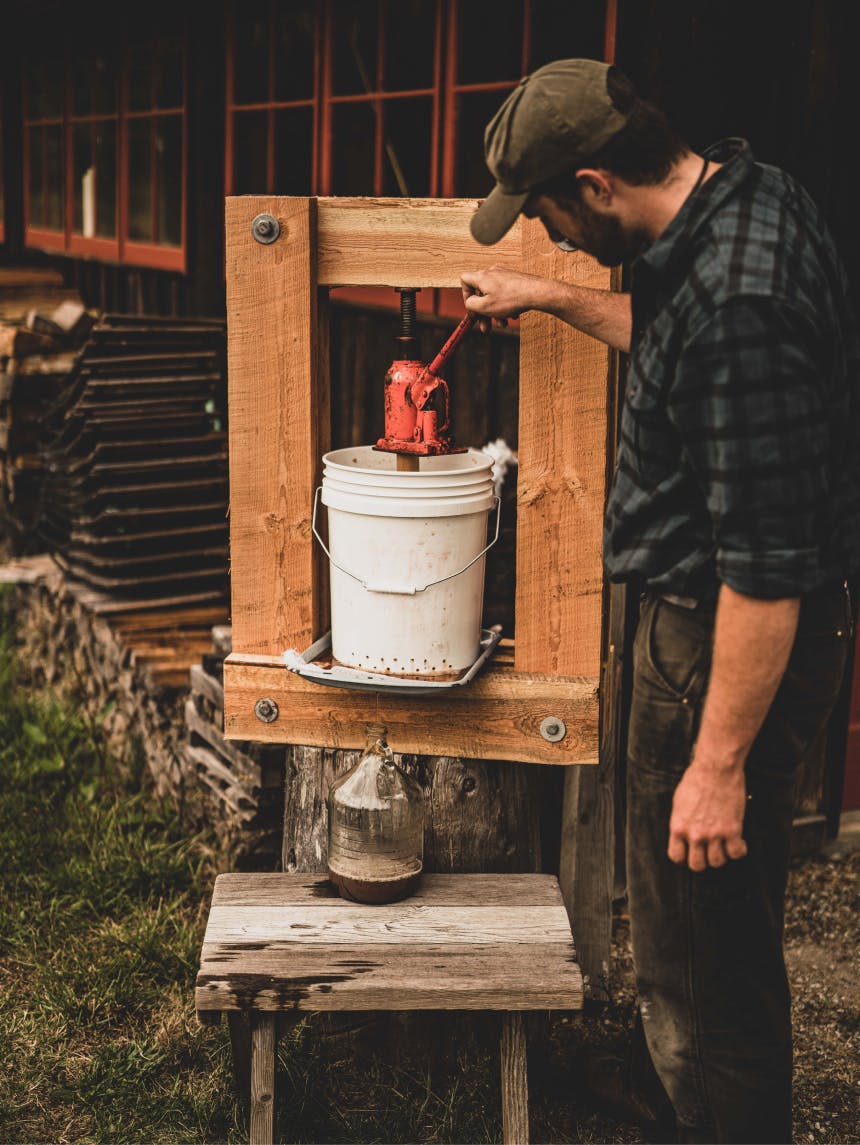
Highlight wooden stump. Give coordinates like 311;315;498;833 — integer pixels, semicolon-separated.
283;746;545;875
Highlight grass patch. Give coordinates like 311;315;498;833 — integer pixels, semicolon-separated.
0;591;241;1144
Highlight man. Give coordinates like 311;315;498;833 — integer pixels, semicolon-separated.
462;58;860;1144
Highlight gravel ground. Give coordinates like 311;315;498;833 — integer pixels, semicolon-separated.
537;824;860;1144
784;832;860;1144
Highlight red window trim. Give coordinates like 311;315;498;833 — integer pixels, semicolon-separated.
24;226;67;253
122;241;185;272
224;0;322;196
68;234;120;261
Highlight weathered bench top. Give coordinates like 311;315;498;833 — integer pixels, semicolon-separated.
195;872;582;1013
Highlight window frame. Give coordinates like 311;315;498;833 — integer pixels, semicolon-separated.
226;0;616;200
22;36;188;272
23;80;67;253
224;0;617;311
317;0;444;197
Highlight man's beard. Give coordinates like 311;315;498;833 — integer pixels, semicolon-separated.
576;203;649;267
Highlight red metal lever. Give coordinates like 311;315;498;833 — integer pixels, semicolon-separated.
422;313;477;380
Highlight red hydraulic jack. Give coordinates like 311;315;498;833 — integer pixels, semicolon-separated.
375;288;476;470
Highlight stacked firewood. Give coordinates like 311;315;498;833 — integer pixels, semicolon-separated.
7;555;190;799
34;313;229;608
0;269;92;548
4;557;284;867
183;625;286;869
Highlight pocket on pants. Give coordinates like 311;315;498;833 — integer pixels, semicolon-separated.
628;596;712;780
640;595;712;702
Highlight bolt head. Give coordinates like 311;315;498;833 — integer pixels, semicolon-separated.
540;716;567;743
251;213;281;244
254;697;279;724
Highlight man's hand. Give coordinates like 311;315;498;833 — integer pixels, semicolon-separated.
461;267;548;331
665;584;800;872
668;758;748;871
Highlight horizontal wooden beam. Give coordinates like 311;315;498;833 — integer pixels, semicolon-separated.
223;653;599;766
195;874;582;1012
210;871;567;906
196;941;582;1012
316;197;521;286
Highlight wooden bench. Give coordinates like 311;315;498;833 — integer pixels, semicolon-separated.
195;872;583;1145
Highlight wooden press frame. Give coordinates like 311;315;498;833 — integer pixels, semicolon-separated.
223;196;614;765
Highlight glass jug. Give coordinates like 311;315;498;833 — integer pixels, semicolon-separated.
326;723;424;903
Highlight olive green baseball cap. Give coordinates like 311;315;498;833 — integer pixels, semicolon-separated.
470;59;630;246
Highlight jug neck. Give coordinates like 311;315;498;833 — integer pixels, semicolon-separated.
363;722;389;753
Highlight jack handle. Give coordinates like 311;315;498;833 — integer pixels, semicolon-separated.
423;312;477;380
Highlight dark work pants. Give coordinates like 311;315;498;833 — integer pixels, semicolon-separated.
626;584;851;1144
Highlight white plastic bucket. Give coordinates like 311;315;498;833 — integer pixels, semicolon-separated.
316;446;497;676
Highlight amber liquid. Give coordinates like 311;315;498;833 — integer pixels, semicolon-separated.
328;865;422;904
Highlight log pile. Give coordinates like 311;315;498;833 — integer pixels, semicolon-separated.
34;313;229;608
184;625;285;869
1;556;283;867
0;269;91;550
4;555;191;798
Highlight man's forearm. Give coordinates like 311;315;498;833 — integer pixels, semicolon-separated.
461;267;632;352
530;277;632;353
668;583;800;869
695;584;800;771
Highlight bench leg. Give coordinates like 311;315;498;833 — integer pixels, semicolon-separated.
500;1012;529;1145
250;1012;277;1145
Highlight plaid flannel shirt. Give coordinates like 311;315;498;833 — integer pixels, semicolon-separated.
604;138;860;600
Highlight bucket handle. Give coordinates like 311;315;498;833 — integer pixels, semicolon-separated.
311;486;501;595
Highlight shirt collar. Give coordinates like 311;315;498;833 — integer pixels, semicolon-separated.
635;138;754;278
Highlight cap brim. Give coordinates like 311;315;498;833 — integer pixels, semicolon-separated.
470;185;530;246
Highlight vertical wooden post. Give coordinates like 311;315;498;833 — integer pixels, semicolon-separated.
518;220;616;990
500;1012;529;1145
250;1012;276;1145
516;221;610;678
225;196;330;655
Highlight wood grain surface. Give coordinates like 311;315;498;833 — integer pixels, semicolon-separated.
195;873;582;1013
500;1012;530;1145
222;653;599;766
211;872;565;906
282;747;546;877
225;196;329;656
203;904;570;944
316;197;521;286
249;1013;275;1144
516;222;612;678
